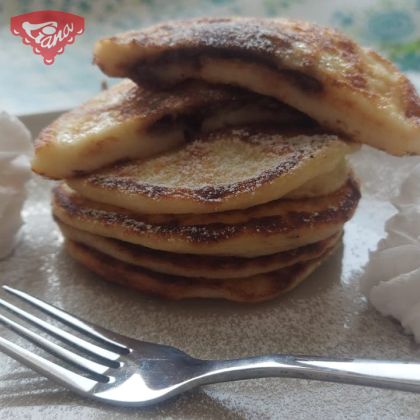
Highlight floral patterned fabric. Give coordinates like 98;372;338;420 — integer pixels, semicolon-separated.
1;0;419;114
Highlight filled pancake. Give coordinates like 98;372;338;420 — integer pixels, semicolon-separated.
65;238;340;302
67;127;355;214
32;80;311;179
94;17;420;155
52;176;360;257
58;220;342;279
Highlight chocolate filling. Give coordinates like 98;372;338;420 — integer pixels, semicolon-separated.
132;47;323;94
150;99;317;144
151;112;201;142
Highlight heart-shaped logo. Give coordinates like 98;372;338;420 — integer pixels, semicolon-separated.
10;10;84;65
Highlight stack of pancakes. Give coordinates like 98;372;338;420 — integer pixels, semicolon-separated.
32;18;420;302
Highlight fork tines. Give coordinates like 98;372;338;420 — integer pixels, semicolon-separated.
0;285;129;392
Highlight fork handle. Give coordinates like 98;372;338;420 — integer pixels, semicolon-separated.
200;355;420;393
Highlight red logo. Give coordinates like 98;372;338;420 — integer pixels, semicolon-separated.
10;10;84;65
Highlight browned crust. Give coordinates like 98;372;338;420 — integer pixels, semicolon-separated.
65;238;339;302
34;81;237;152
94;17;419;127
52;176;360;245
96;18;363;90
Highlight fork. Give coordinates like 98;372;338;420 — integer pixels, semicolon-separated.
1;286;420;407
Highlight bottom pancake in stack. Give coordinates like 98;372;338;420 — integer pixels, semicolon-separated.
52;131;360;302
63;235;340;302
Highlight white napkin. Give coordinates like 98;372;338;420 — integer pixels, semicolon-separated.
0;111;32;259
359;160;420;342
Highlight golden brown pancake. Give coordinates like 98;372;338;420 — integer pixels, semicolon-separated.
65;238;340;302
67;127;355;214
57;220;342;279
52;176;360;257
32;80;311;179
94;17;420;155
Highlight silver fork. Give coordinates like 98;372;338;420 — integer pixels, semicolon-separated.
1;285;420;407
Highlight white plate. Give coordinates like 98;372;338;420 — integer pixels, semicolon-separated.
1;113;420;419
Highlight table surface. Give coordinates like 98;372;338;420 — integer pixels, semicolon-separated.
1;0;420;116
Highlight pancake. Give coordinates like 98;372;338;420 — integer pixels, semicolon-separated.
32;80;311;179
94;17;420;156
57;220;342;278
52;176;360;257
67;127;355;214
64;238;340;302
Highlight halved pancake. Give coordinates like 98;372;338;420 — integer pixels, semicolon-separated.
32;80;311;179
57;220;342;278
94;17;420;155
52;176;360;257
65;238;340;302
67;127;355;214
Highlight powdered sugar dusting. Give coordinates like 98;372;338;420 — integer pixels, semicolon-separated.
83;128;344;204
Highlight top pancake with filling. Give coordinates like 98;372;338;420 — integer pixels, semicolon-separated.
94;17;420;156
